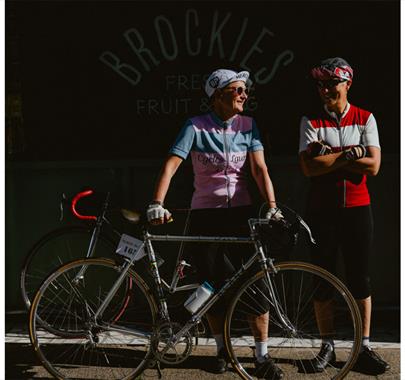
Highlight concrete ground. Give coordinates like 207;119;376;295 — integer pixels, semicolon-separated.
5;312;400;380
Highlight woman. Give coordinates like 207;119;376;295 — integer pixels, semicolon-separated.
147;69;283;379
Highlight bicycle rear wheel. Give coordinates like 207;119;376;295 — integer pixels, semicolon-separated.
29;258;157;380
225;261;362;380
21;225;116;310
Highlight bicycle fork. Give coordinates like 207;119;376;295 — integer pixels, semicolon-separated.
256;241;297;334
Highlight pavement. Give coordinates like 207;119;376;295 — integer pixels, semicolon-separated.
5;311;400;380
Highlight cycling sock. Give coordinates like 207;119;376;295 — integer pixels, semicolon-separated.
361;336;370;351
255;341;268;362
213;334;224;354
321;338;335;350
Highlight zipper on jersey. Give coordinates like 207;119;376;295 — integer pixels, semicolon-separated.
222;127;232;208
336;117;346;207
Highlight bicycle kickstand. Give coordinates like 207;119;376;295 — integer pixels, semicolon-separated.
156;361;163;379
146;358;163;379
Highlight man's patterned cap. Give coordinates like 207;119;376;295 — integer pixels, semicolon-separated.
311;57;354;81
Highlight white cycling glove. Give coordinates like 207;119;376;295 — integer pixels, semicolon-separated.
147;202;172;223
266;207;284;221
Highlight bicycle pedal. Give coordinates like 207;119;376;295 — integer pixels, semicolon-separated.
146;359;157;369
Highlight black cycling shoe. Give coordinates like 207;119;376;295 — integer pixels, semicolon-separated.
352;346;390;375
310;343;336;372
254;354;284;379
213;348;229;374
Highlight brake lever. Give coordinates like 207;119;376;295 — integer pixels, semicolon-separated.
59;193;67;222
297;215;316;245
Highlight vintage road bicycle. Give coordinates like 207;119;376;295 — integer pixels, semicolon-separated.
28;197;362;380
21;189;209;338
20;189;121;311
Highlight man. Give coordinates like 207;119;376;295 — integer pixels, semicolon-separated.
298;57;390;375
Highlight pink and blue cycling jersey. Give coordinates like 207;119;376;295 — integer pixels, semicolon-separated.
169;112;264;209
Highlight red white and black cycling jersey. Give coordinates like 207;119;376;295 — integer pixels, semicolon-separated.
299;103;380;209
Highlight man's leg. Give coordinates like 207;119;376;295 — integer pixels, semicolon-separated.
340;206;389;375
313;298;335;339
356;296;371;338
306;211;339;370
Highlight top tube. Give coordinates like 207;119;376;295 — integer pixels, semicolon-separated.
144;218;268;244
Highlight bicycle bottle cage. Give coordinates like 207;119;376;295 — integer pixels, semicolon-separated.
71;189;97;221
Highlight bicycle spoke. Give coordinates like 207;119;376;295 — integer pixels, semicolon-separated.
30;258;157;380
226;263;361;380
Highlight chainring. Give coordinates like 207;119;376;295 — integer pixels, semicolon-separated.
151;321;193;365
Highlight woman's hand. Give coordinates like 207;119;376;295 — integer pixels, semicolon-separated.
147;202;172;225
266;207;284;221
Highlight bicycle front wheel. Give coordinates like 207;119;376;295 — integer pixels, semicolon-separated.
225;261;362;380
29;258;157;380
21;225;116;310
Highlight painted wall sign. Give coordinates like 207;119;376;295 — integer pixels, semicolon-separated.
12;1;399;160
100;9;294;115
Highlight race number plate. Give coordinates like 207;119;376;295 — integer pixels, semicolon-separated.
116;234;146;261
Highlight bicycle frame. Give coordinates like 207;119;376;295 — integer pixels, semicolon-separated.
88;218;296;345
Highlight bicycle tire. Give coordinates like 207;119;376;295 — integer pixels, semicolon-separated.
224;261;362;380
29;257;158;380
20;225;117;310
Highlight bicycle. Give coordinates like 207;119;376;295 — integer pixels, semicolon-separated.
28;206;362;380
20;189;135;311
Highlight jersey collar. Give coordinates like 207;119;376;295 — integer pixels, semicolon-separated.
210;111;236;128
324;102;351;120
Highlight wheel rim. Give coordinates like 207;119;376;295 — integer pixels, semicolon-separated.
29;258;157;380
225;262;361;380
21;226;115;310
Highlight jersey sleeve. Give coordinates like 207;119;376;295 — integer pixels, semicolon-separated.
248;119;264;152
169;120;196;159
299;116;318;153
361;113;381;149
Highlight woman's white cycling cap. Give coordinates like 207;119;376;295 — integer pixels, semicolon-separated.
205;69;250;97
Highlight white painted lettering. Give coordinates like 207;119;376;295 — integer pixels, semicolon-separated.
135;98;192;114
254;50;295;84
240;28;274;71
101;10;295;90
154;16;178;61
124;28;160;71
208;11;231;58
99;51;142;86
165;75;177;90
230;17;248;62
185;9;201;56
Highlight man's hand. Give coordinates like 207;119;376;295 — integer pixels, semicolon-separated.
306;140;333;157
345;145;367;161
266;207;284;221
147;202;172;225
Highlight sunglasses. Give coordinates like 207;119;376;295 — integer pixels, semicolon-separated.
226;86;250;96
316;79;346;89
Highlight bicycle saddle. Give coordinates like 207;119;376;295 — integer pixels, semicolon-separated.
121;208;141;224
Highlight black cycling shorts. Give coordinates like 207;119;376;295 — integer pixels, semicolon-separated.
306;205;373;300
183;206;269;315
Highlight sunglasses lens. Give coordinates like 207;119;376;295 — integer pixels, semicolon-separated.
236;87;249;95
317;80;343;89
